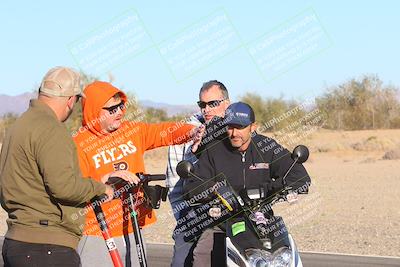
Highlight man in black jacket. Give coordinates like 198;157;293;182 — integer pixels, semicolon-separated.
183;102;311;267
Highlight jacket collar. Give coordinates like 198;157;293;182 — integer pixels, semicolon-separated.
224;133;262;163
30;99;59;121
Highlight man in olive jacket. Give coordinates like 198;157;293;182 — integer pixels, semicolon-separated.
0;67;129;267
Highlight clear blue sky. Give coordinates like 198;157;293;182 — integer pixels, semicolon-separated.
1;0;399;104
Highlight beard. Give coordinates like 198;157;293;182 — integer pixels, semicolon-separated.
106;120;122;133
229;137;243;148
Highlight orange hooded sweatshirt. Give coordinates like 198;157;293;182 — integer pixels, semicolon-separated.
73;81;194;237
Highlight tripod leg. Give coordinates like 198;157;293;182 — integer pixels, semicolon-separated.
128;192;148;267
93;200;124;267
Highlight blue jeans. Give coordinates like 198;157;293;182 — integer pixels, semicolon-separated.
169;187;195;267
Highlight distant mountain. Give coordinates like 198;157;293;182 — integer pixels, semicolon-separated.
139;100;197;117
0;92;197;117
0;92;36;116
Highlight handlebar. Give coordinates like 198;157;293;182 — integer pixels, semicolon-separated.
95;173;167;202
136;173;166;182
108;173;166;189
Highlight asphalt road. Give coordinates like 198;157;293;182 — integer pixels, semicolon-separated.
0;237;399;266
147;243;400;267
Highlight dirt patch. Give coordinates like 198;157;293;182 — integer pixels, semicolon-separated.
382;146;400;160
352;136;396;151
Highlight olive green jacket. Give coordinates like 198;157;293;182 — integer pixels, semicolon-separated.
0;99;106;249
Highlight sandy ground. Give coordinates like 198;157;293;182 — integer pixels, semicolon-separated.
1;129;399;257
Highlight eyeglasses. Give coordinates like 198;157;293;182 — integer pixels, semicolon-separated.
197;99;225;109
102;101;125;115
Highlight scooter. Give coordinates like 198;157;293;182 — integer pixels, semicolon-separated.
92;173;168;267
176;145;310;267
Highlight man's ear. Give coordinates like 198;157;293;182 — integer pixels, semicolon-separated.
250;123;257;132
66;96;75;109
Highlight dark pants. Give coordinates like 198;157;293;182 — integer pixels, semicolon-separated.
2;238;80;267
192;227;224;267
169;192;195;267
171;230;195;267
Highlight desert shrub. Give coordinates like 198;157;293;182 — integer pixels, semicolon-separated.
316;75;400;130
240;93;308;132
0;112;19;143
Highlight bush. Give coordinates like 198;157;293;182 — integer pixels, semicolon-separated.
316;75;400;130
240;93;308;132
0;113;19;143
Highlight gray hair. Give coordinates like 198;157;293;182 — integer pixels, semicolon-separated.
199;80;229;100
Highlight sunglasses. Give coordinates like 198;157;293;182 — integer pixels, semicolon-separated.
102;101;125;115
197;99;225;109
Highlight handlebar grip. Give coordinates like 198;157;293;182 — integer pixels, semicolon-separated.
96;193;109;203
136;173;166;182
106;176;123;186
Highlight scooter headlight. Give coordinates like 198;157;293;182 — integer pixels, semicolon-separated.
271;247;292;267
245;247;293;267
245;249;272;267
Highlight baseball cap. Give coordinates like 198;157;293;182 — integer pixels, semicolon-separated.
224;102;255;127
39;66;82;97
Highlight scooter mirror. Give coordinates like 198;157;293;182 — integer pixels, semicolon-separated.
176;160;194;178
291;145;309;164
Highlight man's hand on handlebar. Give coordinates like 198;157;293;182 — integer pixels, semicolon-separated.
104;184;115;202
100;170;140;185
100;171;140;202
98;172;166;203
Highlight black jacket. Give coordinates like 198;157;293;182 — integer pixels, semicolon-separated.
183;133;311;200
193;115;227;158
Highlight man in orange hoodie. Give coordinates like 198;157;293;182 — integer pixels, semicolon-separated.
73;81;199;266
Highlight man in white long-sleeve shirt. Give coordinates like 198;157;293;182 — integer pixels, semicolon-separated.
166;80;230;266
